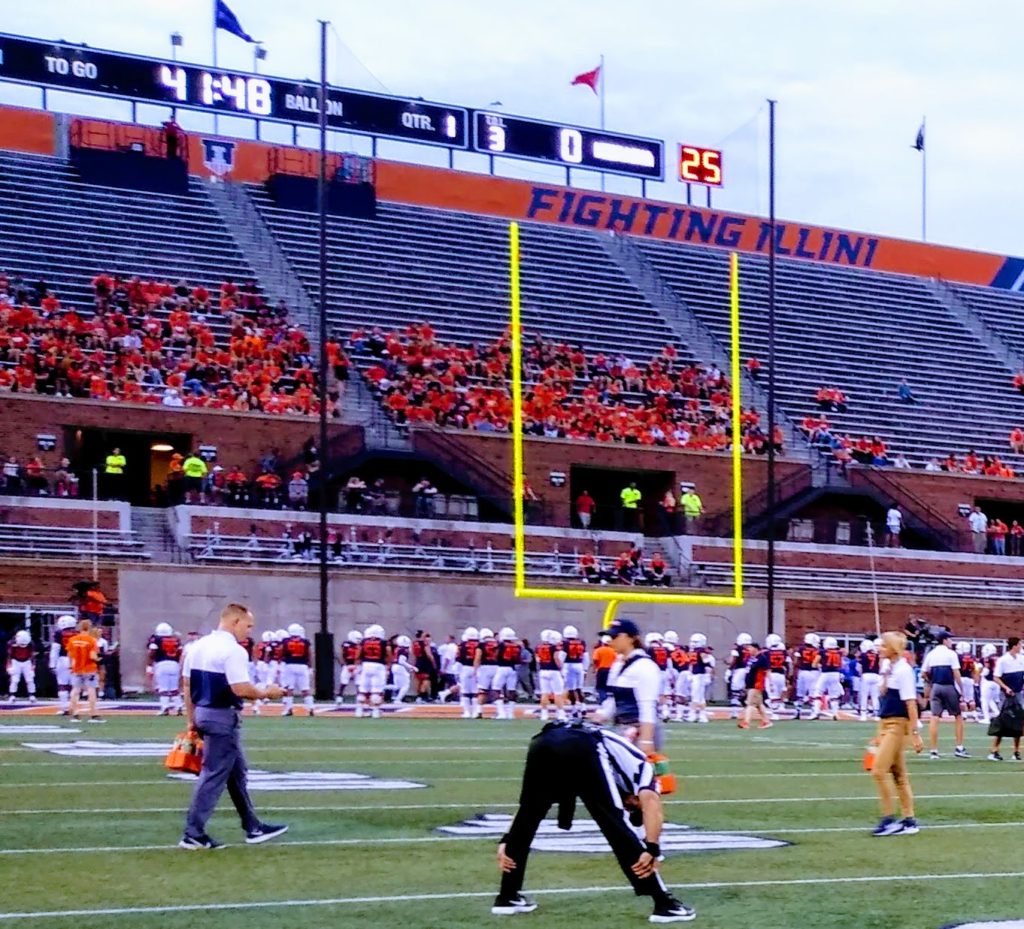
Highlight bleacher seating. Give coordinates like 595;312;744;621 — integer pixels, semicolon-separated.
0;523;149;561
635;239;1024;467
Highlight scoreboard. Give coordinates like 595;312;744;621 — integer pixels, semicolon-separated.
473;111;664;181
0;33;470;148
0;33;672;182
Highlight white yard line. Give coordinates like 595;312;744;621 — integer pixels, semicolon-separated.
0;819;1019;857
3;870;1024;920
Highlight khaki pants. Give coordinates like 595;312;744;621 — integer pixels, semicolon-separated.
871;717;914;818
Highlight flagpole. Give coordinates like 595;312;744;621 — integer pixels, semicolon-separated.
212;0;219;135
921;115;927;242
599;54;605;192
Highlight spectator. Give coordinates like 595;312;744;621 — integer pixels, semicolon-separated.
989;517;1009;556
619;481;641;531
897;379;916;403
2;455;22;495
893;451;911;469
166;453;185;506
182;451;208;504
575;489;595;529
54;458;78;498
25;456;47;495
255;469;283;508
413;477;438;518
746;357;762;379
366;478;388;515
1011;520;1024;557
645;550;671;586
162;388;185;408
1011;428;1024;454
104;446;126;500
288;471;309;510
344;475;366;513
924;458;942;472
579;551;603;584
885;505;903;548
680;485;703;535
968;505;988;554
658;487;677;536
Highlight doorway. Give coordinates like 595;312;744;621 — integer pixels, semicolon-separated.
570;466;675;534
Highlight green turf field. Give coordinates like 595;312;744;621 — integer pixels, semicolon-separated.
0;715;1020;929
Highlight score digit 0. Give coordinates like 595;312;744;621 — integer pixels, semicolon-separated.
678;144;723;187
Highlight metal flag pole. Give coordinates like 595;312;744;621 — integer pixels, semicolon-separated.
211;0;219;135
865;520;881;638
599;54;606;192
921;115;927;243
765;99;777;635
314;18;334;702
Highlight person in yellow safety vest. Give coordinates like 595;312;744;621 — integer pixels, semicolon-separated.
104;447;126;500
620;481;642;531
182;451;209;505
680;487;703;535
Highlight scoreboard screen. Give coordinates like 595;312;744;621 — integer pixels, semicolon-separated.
0;33;470;148
678;143;723;187
474;111;664;181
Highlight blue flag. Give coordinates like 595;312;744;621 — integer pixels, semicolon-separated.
215;0;254;42
912;123;925;152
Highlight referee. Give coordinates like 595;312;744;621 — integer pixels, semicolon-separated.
493;617;695;923
179;603;288;850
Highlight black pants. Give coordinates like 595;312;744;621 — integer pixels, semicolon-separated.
500;726;669;902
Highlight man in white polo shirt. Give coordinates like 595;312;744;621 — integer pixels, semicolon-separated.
920;630;967;759
989;637;1024;762
180;603;287;849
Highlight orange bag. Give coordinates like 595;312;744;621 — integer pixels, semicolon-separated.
165;730;204;775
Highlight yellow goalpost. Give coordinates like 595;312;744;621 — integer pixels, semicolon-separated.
508;221;745;624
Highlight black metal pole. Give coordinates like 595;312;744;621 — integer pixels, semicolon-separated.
766;99;777;635
314;18;334;700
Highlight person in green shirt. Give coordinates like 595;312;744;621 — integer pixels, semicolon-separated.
103;447;126;500
680;487;703;535
182;452;209;504
620;482;642;531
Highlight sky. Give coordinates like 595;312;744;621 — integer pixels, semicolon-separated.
3;1;1023;256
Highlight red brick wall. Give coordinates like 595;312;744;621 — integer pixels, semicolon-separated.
415;430;808;526
0;503;119;530
0;561;119;606
855;468;1024;514
0;395;363;471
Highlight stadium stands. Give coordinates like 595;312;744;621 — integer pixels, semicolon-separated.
635;239;1024;467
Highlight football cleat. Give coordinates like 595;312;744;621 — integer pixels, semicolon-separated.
650;896;697;923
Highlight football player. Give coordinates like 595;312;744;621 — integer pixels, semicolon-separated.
474;627;500;717
280;623;314;717
436;634;459;704
336;630;362;706
688;633;714;723
738;643;773;730
146;622;183;716
391;635;413;706
645;632;672;722
356;624;390;718
494;627;522;720
6;630;37;703
669;635;691;722
535;629;566;722
456;627;480;718
979;643;1002;725
858;638;882;720
794;633;821;719
728;633;757;719
268;629;287;687
956;641;978;721
561;625;588;718
763;633;789;717
48;615;77;715
809;636;844;719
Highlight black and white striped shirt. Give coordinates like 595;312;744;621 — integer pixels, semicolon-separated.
595;726;657;796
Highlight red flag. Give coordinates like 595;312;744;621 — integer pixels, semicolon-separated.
571;65;601;95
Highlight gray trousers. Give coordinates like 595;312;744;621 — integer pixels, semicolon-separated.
184;706;259;838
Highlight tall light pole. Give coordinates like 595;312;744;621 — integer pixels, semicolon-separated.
254;42;267;74
170;32;183;61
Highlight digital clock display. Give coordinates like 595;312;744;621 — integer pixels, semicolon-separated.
474;111;664;181
0;33;469;148
678;144;723;187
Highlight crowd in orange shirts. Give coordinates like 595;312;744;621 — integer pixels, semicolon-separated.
354;323;782;453
0;271;342;417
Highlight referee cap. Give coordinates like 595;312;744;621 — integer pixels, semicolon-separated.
606;618;640;638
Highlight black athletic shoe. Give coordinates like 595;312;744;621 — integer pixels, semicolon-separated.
898;817;920;835
491;893;538;915
650;896;697;923
245;822;289;844
178;833;225;850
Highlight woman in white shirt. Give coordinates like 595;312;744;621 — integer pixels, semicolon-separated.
869;631;924;836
